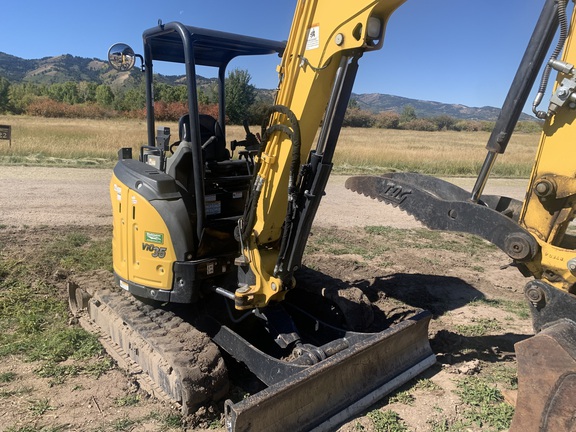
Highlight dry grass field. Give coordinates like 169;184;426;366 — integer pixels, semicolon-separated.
0;115;540;176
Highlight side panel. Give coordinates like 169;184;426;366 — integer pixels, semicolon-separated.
111;175;130;283
110;174;176;291
128;189;177;290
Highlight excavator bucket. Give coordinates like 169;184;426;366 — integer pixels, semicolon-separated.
511;319;576;432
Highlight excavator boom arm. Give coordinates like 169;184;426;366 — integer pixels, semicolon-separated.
237;0;407;309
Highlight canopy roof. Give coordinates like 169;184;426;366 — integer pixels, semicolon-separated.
143;22;285;67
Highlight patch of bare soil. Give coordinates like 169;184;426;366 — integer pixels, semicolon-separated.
301;227;532;431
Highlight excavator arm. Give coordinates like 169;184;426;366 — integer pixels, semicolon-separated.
236;0;407;309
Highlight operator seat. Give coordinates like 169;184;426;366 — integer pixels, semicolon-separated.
166;114;230;191
166;113;251;220
178;114;230;161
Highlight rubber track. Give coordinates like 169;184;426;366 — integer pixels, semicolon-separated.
68;271;228;414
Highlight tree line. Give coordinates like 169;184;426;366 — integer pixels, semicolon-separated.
0;69;259;121
0;72;541;133
343;103;541;133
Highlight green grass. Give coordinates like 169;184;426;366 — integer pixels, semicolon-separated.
0;385;34;398
412;378;442;392
28;398;54;416
307;228;390;258
113;417;138;432
486;363;519;390
455;376;514;430
427;418;471;432
115;394;141;407
364;226;496;255
0;227;114;384
454;318;502;337
146;412;184;430
307;226;496;262
388;390;415;405
367;409;409;432
40;232;112;273
0;372;17;382
469;297;530;319
160;413;184;428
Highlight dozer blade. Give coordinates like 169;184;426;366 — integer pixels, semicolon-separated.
345;173;539;263
224;310;435;432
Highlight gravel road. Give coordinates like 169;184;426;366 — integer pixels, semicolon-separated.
0;166;528;229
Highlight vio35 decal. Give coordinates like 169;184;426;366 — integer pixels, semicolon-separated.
142;243;167;258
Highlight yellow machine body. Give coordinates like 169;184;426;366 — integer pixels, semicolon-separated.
110;173;176;292
519;8;576;293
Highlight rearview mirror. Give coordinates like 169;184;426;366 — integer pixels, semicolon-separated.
108;43;137;71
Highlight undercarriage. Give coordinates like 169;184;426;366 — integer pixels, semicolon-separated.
68;270;434;431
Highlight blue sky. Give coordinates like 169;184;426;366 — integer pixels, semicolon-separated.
0;1;562;110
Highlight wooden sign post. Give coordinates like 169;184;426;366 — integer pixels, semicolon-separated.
0;125;11;147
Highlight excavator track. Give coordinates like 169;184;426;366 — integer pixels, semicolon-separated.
67;270;229;415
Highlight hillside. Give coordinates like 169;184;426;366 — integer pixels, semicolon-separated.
0;51;535;121
350;93;535;121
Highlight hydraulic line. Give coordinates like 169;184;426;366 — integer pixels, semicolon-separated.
533;0;569;118
239;105;301;250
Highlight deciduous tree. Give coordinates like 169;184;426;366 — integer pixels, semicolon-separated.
225;69;255;124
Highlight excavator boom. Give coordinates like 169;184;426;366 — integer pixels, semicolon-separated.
236;0;408;309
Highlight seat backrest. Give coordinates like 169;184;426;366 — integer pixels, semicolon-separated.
178;114;229;162
165;141;193;191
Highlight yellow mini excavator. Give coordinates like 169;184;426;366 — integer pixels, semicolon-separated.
68;0;576;430
70;1;434;430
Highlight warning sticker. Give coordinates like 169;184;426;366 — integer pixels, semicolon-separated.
306;25;320;50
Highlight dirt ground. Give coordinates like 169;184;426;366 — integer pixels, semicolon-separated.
0;166;528;229
0;167;534;431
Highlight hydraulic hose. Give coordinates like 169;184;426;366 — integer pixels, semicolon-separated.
240;105;301;252
533;0;568;119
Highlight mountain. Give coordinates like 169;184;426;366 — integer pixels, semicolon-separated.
351;93;536;122
0;51;536;121
0;52;107;83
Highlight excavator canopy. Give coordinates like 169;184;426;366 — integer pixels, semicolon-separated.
143;22;285;67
